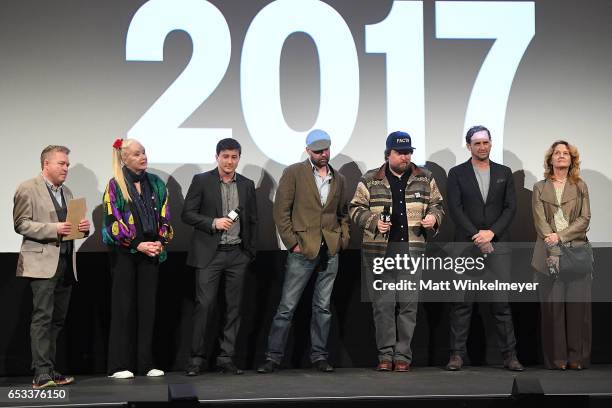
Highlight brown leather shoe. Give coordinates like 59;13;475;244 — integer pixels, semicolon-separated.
568;362;583;370
552;361;567;370
445;354;463;371
503;352;525;371
393;361;411;372
376;361;393;371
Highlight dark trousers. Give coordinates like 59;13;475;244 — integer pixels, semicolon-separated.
107;249;159;374
449;251;517;358
29;255;73;375
365;243;419;363
537;273;592;368
189;247;250;367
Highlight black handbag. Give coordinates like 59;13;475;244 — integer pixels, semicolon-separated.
559;242;594;278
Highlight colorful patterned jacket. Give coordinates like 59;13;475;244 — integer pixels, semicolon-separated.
102;173;173;262
349;162;444;271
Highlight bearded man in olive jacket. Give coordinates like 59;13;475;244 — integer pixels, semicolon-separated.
257;129;349;374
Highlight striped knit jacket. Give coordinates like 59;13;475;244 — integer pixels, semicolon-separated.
349;162;444;269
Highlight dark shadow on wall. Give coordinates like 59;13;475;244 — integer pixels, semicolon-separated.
243;163;281;252
505;150;537;244
504;150;539;365
158;164;202;252
61;164;110;374
150;165;201;371
423;150;455;366
334;155;376;367
581;169;612;364
71;163;104;252
426;149;455;244
337;154;365;249
240;163;282;370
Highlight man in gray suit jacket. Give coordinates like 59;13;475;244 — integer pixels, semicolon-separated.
13;145;90;388
257;129;350;373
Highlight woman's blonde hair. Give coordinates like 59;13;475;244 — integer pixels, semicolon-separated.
543;140;581;184
112;138;141;202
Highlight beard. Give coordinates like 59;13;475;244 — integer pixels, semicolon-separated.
474;151;490;161
389;161;409;174
311;157;328;168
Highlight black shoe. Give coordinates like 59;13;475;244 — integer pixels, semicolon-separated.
257;360;280;374
218;362;243;375
184;364;200;376
314;359;334;372
52;371;75;386
32;373;56;389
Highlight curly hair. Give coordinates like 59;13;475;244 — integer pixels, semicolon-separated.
543;140;581;184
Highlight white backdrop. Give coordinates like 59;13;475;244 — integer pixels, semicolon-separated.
2;0;611;252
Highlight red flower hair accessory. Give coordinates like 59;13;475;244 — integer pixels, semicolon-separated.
112;138;123;150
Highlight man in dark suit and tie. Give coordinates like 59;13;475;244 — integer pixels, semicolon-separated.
445;126;524;371
182;138;257;376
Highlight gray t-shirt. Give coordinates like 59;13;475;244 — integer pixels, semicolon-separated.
472;165;490;201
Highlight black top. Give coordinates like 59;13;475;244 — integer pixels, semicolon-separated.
123;167;157;241
385;164;411;243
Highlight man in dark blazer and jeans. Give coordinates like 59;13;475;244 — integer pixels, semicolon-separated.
183;138;257;375
445;126;524;371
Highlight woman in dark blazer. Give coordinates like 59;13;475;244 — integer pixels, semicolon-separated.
531;140;591;370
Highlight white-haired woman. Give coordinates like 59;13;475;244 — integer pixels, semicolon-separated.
102;138;173;379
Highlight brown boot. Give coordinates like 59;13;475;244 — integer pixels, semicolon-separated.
376;361;393;371
393;361;411;372
445;354;463;371
503;352;525;371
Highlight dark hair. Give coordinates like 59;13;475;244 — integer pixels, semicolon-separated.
40;145;70;169
216;138;242;156
465;125;491;145
384;148;413;161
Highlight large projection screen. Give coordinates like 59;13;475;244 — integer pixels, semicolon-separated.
1;0;610;252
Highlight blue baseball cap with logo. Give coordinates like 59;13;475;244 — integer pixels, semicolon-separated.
306;129;331;151
386;131;415;152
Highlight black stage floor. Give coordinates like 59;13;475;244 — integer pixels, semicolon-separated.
1;365;612;407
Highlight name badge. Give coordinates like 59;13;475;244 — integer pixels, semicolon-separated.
414;192;421;198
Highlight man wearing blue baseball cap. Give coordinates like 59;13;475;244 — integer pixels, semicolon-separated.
350;131;444;372
258;129;350;373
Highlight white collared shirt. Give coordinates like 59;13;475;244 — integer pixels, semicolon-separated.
310;160;333;206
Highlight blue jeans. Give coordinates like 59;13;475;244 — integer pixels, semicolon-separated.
266;250;339;364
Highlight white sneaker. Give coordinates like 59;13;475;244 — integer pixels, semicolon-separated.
108;370;134;379
146;369;164;377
